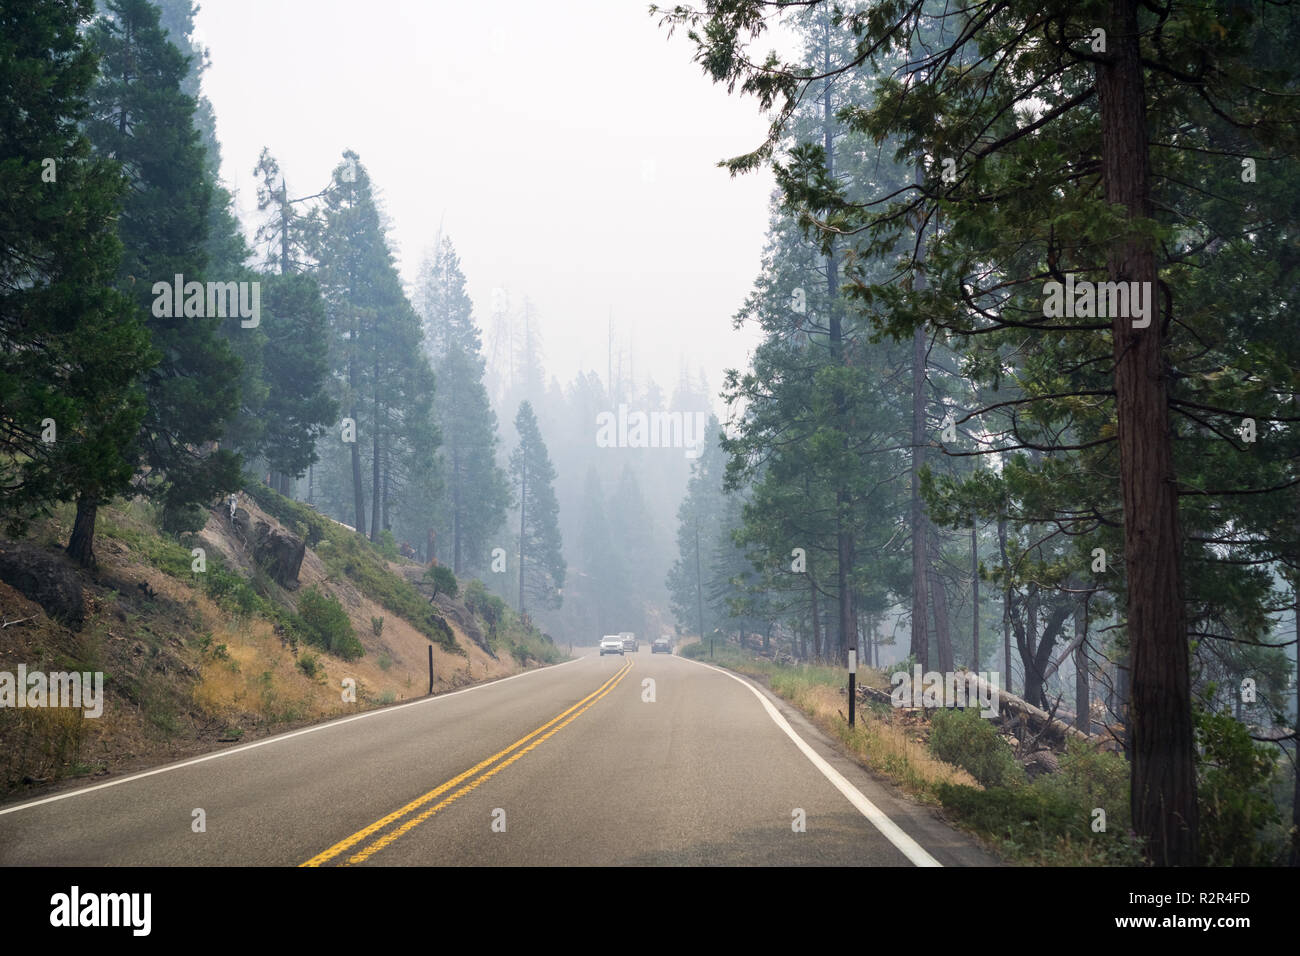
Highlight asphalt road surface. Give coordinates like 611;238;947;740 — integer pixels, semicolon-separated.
0;648;998;866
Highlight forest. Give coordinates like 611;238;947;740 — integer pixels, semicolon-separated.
2;0;1298;870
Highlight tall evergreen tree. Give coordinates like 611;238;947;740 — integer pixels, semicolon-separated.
84;0;242;540
667;416;733;643
0;0;155;562
416;237;481;361
313;151;418;536
414;236;508;572
510;401;564;614
259;273;337;486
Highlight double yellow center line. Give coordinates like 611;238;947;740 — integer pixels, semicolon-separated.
301;658;634;866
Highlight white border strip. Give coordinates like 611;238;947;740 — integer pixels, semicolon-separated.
0;655;586;817
678;655;941;867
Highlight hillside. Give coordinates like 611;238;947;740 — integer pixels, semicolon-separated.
0;486;564;799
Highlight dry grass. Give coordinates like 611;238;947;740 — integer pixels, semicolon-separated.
688;643;980;798
793;684;980;798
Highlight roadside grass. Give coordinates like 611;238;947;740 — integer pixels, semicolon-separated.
99;508;272;623
681;642;976;798
499;620;566;666
682;639;1146;865
2;493;548;796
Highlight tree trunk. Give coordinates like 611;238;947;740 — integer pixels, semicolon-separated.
1075;599;1089;733
1292;579;1299;866
930;538;955;672
971;515;980;670
911;325;930;669
810;570;822;661
451;445;462;573
66;496;99;568
380;447;390;534
836;509;854;667
280;181;292;275
349;401;366;536
370;388;381;542
822;50;856;670
999;516;1012;695
694;512;705;655
517;463;527;614
1099;0;1196;865
1023;583;1041;706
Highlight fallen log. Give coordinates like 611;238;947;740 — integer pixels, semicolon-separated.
856;672;1100;746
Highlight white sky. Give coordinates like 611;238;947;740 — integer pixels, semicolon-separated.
194;0;780;406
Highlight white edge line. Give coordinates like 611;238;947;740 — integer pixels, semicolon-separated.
678;655;942;867
0;654;587;817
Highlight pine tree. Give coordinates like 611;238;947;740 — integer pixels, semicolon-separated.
667;417;732;643
0;0;155;563
510;402;564;614
414;236;508;573
416;237;482;361
313;151;410;536
84;0;242;538
259;273;338;484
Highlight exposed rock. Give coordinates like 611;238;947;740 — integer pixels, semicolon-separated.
433;595;490;656
0;540;84;628
252;521;305;589
231;508;255;548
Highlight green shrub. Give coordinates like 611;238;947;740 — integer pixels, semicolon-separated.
204;566;266;616
426;564;459;601
1037;738;1132;833
296;651;320;679
928;706;1025;789
371;616;384;637
377;529;399;559
296;587;364;661
1195;707;1283;865
936;782;1081;853
161;500;208;535
464;579;504;634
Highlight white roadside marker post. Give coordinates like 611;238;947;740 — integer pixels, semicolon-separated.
848;649;857;727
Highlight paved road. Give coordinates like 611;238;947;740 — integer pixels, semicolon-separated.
0;649;997;866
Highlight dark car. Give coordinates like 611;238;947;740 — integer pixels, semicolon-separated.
651;637;672;654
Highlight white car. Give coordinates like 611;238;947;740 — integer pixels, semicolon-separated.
599;635;625;656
